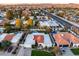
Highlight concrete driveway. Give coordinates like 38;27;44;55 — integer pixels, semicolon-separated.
62;47;74;56
17;47;32;56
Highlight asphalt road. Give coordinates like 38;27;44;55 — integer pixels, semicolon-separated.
42;10;79;30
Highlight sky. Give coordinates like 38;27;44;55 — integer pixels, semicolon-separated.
0;0;79;4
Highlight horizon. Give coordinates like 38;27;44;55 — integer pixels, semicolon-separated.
0;0;79;5
0;3;79;5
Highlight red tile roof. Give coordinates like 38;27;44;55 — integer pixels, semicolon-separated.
53;33;79;45
53;34;69;45
3;34;15;41
33;35;44;43
63;33;79;44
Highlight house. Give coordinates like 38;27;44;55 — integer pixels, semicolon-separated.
33;35;44;43
0;33;7;42
0;32;24;46
39;19;59;30
3;34;15;41
53;33;70;47
23;33;52;48
11;32;24;46
63;33;79;47
53;32;79;47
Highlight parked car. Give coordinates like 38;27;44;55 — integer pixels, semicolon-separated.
7;46;13;53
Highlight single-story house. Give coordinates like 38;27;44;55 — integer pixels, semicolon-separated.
23;33;52;48
53;32;79;47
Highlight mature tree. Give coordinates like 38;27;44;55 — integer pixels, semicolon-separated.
27;18;33;26
6;10;13;20
35;20;39;27
24;15;29;20
15;18;22;29
4;23;12;33
76;11;79;16
0;40;12;50
23;24;31;30
50;10;54;13
34;15;37;20
57;11;65;17
2;40;12;47
14;9;22;18
46;27;52;33
52;46;62;55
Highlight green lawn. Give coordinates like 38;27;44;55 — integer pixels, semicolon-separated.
71;48;79;55
31;50;55;56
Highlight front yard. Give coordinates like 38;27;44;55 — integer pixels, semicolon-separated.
31;50;55;56
71;48;79;55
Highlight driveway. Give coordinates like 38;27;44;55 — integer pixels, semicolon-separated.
0;51;15;56
62;47;74;56
17;47;32;56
